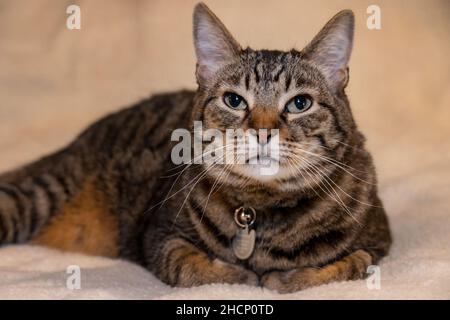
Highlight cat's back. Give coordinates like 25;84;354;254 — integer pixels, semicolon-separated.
127;89;195;149
137;89;195;122
75;89;195;157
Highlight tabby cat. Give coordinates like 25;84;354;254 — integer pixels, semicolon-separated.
0;3;391;293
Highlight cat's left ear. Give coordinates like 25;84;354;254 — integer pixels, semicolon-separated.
193;3;241;84
302;10;355;92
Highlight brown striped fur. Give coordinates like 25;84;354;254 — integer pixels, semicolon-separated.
261;249;372;293
0;3;391;293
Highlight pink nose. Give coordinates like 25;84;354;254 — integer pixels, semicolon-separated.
256;130;270;144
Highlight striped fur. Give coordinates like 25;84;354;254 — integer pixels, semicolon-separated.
0;3;391;293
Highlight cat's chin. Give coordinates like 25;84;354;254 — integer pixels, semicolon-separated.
231;162;294;182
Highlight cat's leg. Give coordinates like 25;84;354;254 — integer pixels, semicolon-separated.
152;238;258;287
261;249;372;293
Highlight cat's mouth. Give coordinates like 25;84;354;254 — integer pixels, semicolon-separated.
245;155;279;164
230;155;294;182
229;146;321;183
202;140;323;184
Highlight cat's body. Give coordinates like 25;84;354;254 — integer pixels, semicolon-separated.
0;3;391;293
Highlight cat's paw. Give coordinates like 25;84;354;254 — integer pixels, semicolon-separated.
212;259;259;286
260;269;307;294
261;250;373;293
261;268;327;293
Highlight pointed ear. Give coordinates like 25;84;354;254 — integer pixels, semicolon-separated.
302;10;355;91
193;3;241;84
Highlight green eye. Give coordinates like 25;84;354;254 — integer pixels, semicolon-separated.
285;95;313;113
223;92;247;110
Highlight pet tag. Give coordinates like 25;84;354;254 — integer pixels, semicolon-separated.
232;206;256;260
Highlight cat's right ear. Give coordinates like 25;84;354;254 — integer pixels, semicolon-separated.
193;3;241;84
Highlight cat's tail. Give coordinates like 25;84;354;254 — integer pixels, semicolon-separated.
0;148;86;244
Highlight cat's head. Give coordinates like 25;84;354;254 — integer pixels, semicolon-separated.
191;2;357;192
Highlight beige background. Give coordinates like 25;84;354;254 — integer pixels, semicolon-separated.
0;0;449;299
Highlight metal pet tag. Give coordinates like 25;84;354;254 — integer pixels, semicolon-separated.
232;226;256;260
232;206;256;260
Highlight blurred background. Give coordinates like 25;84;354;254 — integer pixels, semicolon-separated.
0;0;449;183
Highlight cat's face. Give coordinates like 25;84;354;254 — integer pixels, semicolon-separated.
191;3;356;192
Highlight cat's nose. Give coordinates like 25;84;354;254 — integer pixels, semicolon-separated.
248;108;279;143
249;128;278;146
256;130;271;145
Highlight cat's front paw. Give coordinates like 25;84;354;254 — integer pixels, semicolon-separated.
261;250;373;293
261;268;328;293
261;269;309;294
212;259;259;286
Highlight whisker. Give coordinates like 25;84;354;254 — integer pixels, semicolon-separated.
302;156;381;208
290;153;362;225
335;139;367;152
164;142;236;174
283;141;371;175
200;161;232;223
171;152;229;226
282;144;374;184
